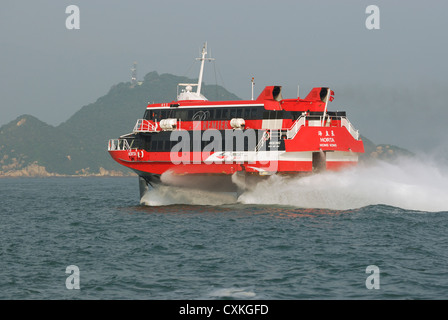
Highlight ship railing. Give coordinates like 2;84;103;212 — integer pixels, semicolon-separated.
286;115;307;139
287;114;359;140
133;119;159;133
254;115;305;151
254;129;285;152
341;117;359;140
108;139;131;151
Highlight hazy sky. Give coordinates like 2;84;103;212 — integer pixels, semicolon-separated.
1;0;448;155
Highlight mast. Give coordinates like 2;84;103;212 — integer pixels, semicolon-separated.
251;76;255;100
321;88;331;126
196;42;214;96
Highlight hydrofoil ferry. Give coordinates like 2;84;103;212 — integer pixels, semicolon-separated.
108;43;364;198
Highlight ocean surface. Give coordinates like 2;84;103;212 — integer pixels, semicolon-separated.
1;157;448;300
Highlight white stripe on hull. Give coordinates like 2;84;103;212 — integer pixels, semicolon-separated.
204;150;357;163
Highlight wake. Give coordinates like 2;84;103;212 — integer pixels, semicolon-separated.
238;157;448;212
140;184;237;206
141;156;448;212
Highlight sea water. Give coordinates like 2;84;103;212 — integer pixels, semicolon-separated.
1;157;448;300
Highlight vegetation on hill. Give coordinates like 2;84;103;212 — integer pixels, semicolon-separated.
359;135;414;162
0;72;239;176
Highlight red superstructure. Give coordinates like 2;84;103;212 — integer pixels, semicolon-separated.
108;43;364;197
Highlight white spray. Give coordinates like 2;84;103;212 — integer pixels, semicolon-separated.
140;184;237;206
238;156;448;212
140;156;448;212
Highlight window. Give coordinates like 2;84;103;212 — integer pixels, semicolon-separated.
144;110;159;120
151;140;157;150
250;108;257;119
176;109;188;121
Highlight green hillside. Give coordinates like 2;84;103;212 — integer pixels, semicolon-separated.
359;135;414;162
0;72;240;176
0;115;84;175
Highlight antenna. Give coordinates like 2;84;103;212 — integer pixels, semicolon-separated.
131;62;137;87
177;42;214;101
196;42;214;95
